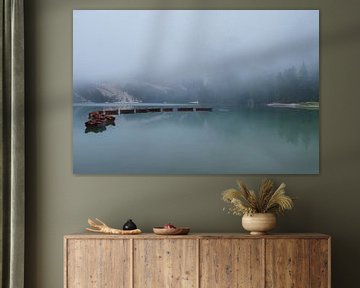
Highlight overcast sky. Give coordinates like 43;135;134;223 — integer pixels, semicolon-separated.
73;10;319;83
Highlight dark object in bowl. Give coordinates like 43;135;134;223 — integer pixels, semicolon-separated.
123;219;137;230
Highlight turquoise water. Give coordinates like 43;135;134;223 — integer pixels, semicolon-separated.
73;105;319;174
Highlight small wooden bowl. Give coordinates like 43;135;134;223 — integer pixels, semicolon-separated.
153;227;190;235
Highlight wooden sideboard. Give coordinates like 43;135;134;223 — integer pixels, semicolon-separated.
64;233;330;288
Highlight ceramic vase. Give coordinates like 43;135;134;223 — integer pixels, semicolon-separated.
242;213;276;235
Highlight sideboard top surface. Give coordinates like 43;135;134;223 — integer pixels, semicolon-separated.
64;232;330;240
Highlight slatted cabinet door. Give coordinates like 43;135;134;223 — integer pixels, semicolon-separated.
266;239;310;287
66;239;131;288
133;239;198;288
309;239;330;288
200;239;264;288
265;239;330;288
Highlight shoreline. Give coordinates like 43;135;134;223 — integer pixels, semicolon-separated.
267;102;319;109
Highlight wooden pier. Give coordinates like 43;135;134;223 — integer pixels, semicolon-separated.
177;107;194;112
135;108;148;113
99;106;212;115
87;106;211;122
148;108;161;112
195;107;212;112
120;109;135;114
85;106;213;131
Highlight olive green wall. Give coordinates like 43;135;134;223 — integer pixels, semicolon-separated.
24;0;360;287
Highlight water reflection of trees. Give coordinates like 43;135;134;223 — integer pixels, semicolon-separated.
201;108;318;147
274;109;318;149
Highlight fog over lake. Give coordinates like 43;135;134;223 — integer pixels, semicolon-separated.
73;10;319;84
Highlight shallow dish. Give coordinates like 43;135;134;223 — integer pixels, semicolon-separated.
153;227;190;235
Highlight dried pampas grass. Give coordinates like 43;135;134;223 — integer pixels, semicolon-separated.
222;179;294;216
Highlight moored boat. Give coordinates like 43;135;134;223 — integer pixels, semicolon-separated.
88;111;105;119
85;119;107;128
85;115;115;128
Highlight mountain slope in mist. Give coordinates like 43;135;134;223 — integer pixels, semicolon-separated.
73;63;318;106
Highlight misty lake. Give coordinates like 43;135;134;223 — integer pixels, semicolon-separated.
73;104;319;174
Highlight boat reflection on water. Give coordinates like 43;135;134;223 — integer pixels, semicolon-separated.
85;123;115;134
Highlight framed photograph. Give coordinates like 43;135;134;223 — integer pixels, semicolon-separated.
73;10;319;174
